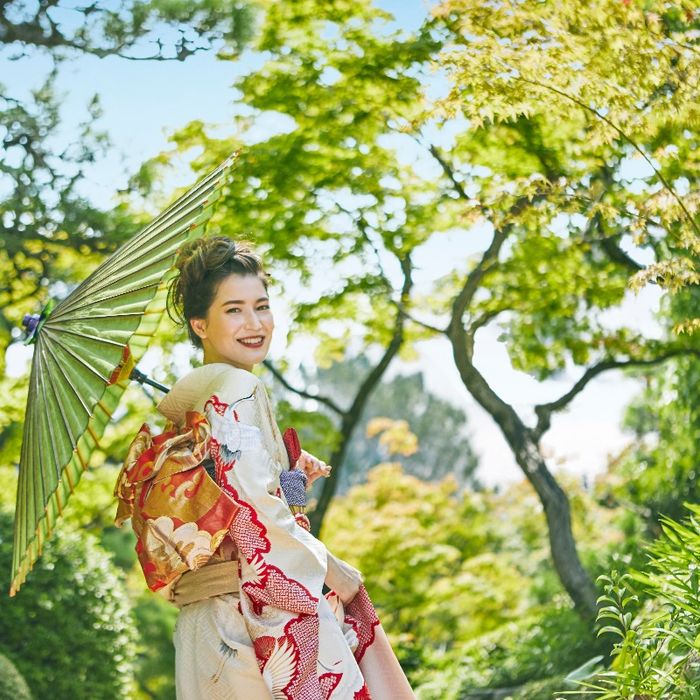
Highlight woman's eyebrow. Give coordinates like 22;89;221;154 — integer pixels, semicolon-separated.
221;297;269;306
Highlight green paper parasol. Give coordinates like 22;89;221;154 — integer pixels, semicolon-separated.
10;153;238;596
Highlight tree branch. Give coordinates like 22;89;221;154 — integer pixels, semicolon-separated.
310;253;414;533
428;144;472;203
533;348;700;440
334;201;393;289
464;308;507;360
263;360;345;417
0;2;246;61
508;70;700;239
449;225;510;336
598;234;644;273
393;302;447;335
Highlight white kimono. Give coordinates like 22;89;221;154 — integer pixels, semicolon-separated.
147;363;414;700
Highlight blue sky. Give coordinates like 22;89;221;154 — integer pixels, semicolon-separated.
2;0;662;485
1;0;430;207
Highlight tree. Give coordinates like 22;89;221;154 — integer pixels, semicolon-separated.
159;0;699;617
422;0;700;617
432;0;700;307
158;0;438;534
1;0;254;59
0;0;255;366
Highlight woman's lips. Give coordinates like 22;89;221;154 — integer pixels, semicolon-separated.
238;336;265;348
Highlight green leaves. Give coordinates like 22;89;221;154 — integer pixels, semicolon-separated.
591;507;700;698
0;510;136;700
434;0;700;320
323;464;614;694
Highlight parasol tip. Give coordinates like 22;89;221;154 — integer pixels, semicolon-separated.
22;313;40;334
21;299;54;345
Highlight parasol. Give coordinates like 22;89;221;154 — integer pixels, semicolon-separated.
9;153;238;595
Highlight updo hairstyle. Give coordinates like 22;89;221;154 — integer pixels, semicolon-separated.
167;236;270;348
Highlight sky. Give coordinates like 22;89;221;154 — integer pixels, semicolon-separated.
2;0;663;487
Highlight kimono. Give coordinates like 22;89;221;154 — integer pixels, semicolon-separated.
114;362;414;700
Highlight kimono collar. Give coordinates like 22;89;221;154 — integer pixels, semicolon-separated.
157;363;259;426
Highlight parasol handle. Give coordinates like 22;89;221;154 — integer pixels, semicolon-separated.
129;368;170;394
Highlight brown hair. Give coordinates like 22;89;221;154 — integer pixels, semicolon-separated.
167;236;270;347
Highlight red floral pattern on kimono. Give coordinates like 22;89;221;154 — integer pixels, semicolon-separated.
113;411;238;592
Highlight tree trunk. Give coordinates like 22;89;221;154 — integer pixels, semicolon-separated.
308;257;413;535
309;328;404;535
309;412;357;535
450;334;598;619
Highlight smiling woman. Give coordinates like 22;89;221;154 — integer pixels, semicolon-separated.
116;236;414;699
190;271;274;370
167;238;277;369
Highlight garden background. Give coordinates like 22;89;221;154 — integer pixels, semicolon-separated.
1;1;700;698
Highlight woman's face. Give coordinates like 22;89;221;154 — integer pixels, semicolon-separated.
190;273;274;371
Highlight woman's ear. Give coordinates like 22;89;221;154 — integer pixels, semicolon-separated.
189;317;208;341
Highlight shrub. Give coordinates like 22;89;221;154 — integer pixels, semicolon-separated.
0;652;32;700
0;510;136;699
593;505;700;698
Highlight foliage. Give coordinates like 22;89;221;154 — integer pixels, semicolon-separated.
604;289;700;535
131;593;178;700
5;0;700;693
0;0;256;469
0;510;136;700
412;607;607;698
510;674;589;700
2;0;254;60
0;373;28;464
11;457;180;700
152;0;439;355
273;395;343;467
433;0;700;324
588;278;700;698
322;464;619;695
0;652;32;700
152;0;700;610
591;506;700;699
0;80;137;357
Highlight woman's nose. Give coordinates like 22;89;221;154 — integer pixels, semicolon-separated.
244;310;263;329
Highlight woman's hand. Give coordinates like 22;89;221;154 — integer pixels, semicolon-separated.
325;551;363;605
295;449;332;486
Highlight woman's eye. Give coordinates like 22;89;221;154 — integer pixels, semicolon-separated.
226;308;241;313
226;304;270;314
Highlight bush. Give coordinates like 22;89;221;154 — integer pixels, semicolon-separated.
0;652;32;700
323;465;614;697
411;605;605;699
0;510;136;699
510;674;593;699
131;592;178;700
593;505;700;699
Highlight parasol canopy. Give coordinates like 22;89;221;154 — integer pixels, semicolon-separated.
10;153;238;595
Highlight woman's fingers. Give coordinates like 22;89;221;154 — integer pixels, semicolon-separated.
296;450;333;480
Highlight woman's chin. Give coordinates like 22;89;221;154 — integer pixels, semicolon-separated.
233;348;269;369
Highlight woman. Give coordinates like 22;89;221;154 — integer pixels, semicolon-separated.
114;237;414;699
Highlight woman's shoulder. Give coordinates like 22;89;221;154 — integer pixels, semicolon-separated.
158;363;262;424
184;362;259;384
